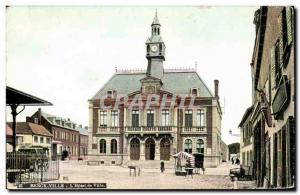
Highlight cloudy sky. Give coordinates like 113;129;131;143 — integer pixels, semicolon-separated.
6;6;258;144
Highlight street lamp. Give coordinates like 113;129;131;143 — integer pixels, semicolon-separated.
229;129;240;137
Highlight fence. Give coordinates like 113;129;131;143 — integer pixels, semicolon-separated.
6;152;59;185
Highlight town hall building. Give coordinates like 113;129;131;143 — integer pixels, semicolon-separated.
88;12;223;168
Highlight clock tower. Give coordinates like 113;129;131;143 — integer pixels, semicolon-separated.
145;11;166;79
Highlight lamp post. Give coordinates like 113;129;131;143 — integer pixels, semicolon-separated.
229;129;240;137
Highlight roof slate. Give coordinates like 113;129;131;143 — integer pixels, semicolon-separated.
7;122;53;137
92;71;214;99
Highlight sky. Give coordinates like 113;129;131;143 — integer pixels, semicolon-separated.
5;6;258;144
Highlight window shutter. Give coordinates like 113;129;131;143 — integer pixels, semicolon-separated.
286;6;293;45
270;45;276;89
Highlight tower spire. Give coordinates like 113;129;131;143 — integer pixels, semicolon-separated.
152;9;160;26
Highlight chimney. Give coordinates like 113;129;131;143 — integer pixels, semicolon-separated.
214;80;219;99
84;126;88;130
38;108;42;125
79;124;82;128
67;118;70;121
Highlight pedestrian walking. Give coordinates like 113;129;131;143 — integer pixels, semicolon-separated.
160;161;165;173
231;157;234;164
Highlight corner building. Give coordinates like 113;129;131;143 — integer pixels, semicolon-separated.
88;12;222;168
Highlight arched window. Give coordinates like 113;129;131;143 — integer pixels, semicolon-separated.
196;139;204;154
111;139;117;154
158;28;160;35
147;45;150;53
184;139;193;154
154;27;157;35
99;139;106;153
159;44;162;54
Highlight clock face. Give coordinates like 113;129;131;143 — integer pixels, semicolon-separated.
151;45;158;52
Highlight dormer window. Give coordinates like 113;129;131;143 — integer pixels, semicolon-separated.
34;117;39;124
107;90;114;98
191;88;199;96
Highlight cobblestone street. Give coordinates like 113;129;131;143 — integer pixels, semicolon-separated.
43;161;257;189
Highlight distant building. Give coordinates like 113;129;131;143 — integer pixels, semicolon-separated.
239;106;253;167
88;12;222;167
6;122;53;155
27;108;88;159
220;140;228;162
246;6;295;188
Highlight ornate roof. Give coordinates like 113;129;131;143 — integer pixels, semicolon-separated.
91;70;214;99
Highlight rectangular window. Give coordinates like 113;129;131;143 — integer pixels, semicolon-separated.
17;136;23;144
275;41;282;88
111;110;119;127
34;136;38;143
100;111;107;127
147;110;154;127
132;110;139;127
40;137;44;143
161;109;169;126
196;109;205;127
185;110;193;127
281;8;288;51
46;137;51;144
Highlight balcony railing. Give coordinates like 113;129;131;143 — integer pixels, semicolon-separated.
125;126;173;133
97;127;120;134
181;126;206;133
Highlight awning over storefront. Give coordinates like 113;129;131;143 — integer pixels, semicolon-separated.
173;151;195;167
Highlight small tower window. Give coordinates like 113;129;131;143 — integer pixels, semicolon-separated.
147;45;150;55
107;90;113;98
191;88;199;96
159;44;162;54
158;28;160;35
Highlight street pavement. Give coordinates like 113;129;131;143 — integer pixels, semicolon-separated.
43;160;257;189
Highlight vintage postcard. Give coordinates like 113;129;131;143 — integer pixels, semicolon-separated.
5;6;295;190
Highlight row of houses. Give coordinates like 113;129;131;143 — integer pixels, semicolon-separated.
7;108;88;160
239;6;295;189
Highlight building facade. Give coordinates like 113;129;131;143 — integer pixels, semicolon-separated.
6;122;53;155
220;140;229;162
248;6;295;188
88;13;222;168
239;106;253;167
27;108;89;160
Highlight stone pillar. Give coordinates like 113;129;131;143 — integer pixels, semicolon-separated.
140;140;145;161
155;140;160;160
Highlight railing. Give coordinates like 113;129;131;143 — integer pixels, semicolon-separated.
125;126;173;133
6;152;59;185
97;127;120;133
182;126;206;133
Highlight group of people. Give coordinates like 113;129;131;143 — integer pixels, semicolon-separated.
231;157;240;165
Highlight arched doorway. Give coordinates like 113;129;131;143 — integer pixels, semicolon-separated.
130;138;140;160
160;138;170;160
145;138;155;160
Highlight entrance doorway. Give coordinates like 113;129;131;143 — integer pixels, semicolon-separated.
160;138;170;160
145;138;155;160
130;138;140;160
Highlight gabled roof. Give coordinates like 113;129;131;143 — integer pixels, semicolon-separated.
7;122;53;137
37;110;87;135
92;70;214;99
